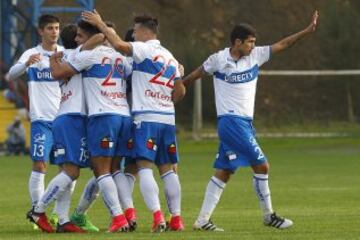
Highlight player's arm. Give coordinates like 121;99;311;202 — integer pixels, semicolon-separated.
50;52;77;80
81;33;105;50
8;53;41;79
271;10;319;54
82;9;132;55
182;66;207;87
172;80;186;103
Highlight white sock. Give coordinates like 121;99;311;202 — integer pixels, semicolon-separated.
56;180;76;224
35;172;73;213
161;170;181;216
97;174;123;217
197;176;226;225
138;168;160;212
253;174;273;216
113;171;134;210
29;171;45;206
75;177;99;215
125;173;136;195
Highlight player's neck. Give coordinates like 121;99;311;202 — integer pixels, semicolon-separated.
41;41;57;52
229;47;242;61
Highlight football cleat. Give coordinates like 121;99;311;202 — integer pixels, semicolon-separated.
193;219;224;232
167;215;184;231
108;214;129;233
124;208;137;232
26;209;54;233
264;212;293;229
49;213;58;228
56;222;86;233
151;210;166;233
70;212;99;232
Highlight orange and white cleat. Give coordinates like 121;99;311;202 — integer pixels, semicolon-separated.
168;215;184;231
108;214;129;233
151;210;166;233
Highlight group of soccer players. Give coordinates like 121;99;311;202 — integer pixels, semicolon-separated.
8;8;319;234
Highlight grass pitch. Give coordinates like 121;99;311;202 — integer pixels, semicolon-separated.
0;137;359;239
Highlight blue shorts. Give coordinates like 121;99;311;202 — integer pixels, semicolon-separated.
52;115;90;168
134;121;178;166
87;114;132;158
30;121;54;162
214;116;267;172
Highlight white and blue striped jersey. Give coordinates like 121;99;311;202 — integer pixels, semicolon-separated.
15;44;64;122
56;47;86;117
68;45;131;117
130;40;181;125
203;46;271;119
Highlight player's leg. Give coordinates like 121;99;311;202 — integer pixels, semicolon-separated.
112;157;137;231
158;125;184;231
193;168;230;232
88;115;129;232
27;121;53;232
251;161;293;229
137;160;166;232
134;121;165;232
70;176;100;232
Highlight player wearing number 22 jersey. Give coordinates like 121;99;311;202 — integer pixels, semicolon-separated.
81;12;186;232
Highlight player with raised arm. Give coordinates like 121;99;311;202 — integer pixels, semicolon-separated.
82;10;186;232
48;19;132;233
8;14;63;231
182;11;319;231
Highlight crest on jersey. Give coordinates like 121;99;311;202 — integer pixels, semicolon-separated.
168;143;176;154
54;143;65;157
100;137;114;149
127;138;134;149
226;151;237;161
146;138;157;151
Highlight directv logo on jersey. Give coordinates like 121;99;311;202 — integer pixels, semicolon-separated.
223;65;259;84
37;71;52;80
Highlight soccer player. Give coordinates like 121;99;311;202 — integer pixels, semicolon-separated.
8;14;63;227
182;11;319;231
82;10;186;232
26;23;104;233
47;19;133;233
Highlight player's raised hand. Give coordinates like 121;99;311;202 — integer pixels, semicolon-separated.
306;10;319;33
51;51;63;60
82;9;103;27
25;53;41;67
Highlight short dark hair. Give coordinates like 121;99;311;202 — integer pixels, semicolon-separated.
38;14;60;29
230;23;257;44
60;24;77;49
124;28;134;42
134;14;158;34
77;20;101;36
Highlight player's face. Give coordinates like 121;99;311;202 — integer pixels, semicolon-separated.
39;23;60;45
133;24;147;42
75;28;91;45
236;36;256;56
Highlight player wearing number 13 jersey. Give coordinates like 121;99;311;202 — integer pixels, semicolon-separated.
82;11;186;232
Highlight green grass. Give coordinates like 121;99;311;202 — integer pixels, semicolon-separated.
0;137;359;239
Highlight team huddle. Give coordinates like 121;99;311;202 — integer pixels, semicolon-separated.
8;9;319;233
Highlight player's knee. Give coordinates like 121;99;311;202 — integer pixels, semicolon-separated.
214;169;232;183
32;161;47;173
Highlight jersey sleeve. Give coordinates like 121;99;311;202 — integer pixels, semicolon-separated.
123;57;133;79
67;50;95;72
252;46;271;66
129;41;150;64
202;52;219;75
17;49;36;65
